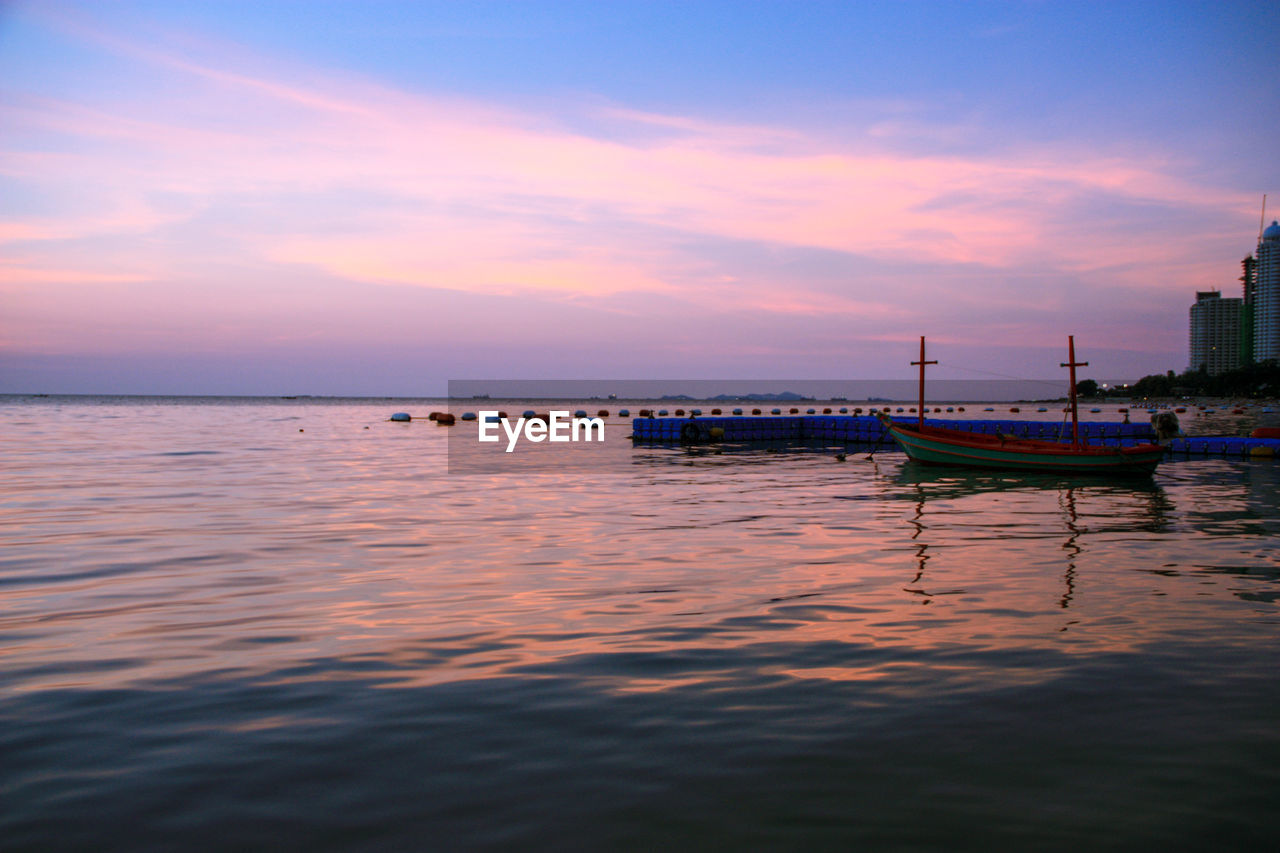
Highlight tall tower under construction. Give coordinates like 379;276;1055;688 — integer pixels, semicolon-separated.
1256;220;1280;362
1240;254;1255;365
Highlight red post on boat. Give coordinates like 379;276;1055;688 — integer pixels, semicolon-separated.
912;336;936;431
1061;335;1088;449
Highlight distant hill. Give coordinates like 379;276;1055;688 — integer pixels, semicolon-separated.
658;391;816;402
707;391;814;402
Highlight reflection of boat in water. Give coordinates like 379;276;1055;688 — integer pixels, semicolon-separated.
886;462;1173;535
887;463;1166;499
879;337;1165;475
894;469;1173;612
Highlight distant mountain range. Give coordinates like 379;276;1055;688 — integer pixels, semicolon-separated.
660;391;815;402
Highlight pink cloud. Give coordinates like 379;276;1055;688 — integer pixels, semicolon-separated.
5;37;1243;274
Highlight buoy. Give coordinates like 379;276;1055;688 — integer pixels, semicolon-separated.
1010;407;1020;413
461;412;477;421
1251;427;1280;439
839;408;848;414
483;413;501;423
732;408;743;415
1175;407;1186;413
789;408;799;414
958;407;965;412
711;408;722;415
436;413;456;425
752;409;761;415
390;412;411;422
618;409;630;416
691;409;702;416
658;410;669;416
675;409;685;416
771;408;781;415
428;412;441;421
946;407;954;412
806;408;815;414
575;410;589;418
523;410;536;418
708;427;725;440
597;410;609;417
823;408;832;414
908;407;915;413
1249;445;1275;457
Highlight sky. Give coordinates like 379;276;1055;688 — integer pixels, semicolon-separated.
1;0;1277;395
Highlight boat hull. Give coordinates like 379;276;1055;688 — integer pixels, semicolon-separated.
883;420;1164;474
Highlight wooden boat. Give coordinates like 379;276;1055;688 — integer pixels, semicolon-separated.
877;337;1165;475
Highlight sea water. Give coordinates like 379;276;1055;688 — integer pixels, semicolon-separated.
2;396;1278;851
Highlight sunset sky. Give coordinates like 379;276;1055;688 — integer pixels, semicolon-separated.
2;0;1277;395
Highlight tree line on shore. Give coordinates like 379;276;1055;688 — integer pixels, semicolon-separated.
1077;360;1280;400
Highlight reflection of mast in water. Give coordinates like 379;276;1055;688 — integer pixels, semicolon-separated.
1059;486;1081;610
901;483;967;602
894;468;1174;617
906;491;930;592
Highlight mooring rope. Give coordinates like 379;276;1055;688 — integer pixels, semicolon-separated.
936;362;1068;391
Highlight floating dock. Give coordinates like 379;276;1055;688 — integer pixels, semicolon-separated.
631;415;1279;459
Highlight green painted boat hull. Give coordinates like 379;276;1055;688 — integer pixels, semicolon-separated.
886;422;1164;474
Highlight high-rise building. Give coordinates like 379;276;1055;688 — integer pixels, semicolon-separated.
1255;220;1280;362
1189;290;1242;375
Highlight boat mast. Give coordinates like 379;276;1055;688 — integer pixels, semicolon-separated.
1061;335;1088;449
912;336;935;431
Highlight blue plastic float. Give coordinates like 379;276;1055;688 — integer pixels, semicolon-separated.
630;414;1280;459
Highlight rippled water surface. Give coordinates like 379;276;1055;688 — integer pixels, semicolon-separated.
3;397;1279;851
